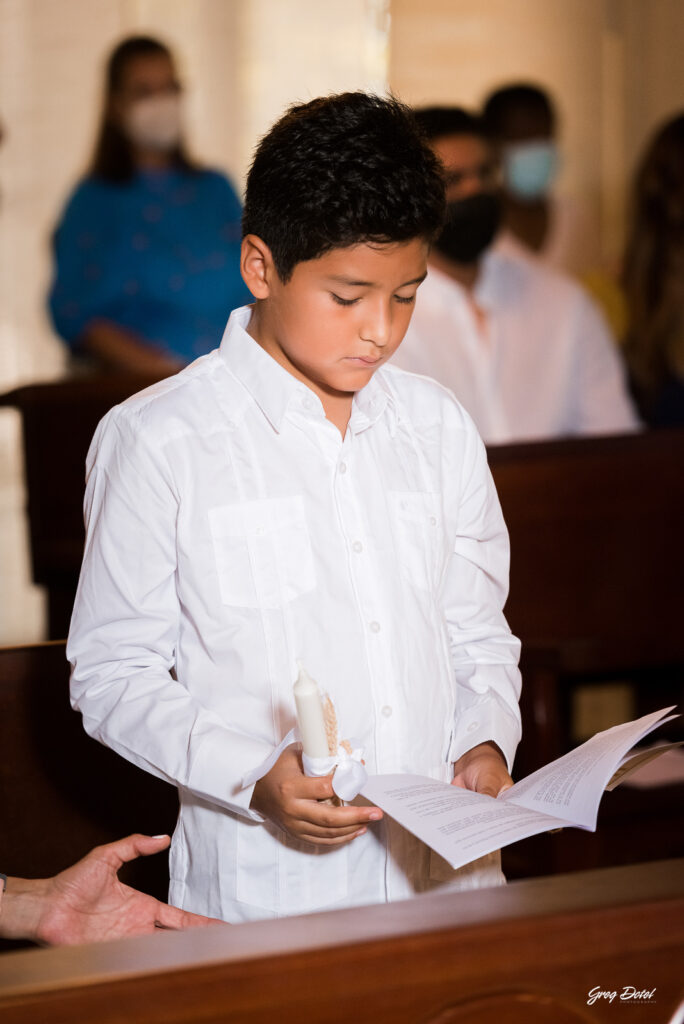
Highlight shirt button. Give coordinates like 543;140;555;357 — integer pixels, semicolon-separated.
467;722;479;733
430;516;437;526
352;541;363;553
381;705;393;718
303;396;316;411
339;462;347;474
369;621;381;633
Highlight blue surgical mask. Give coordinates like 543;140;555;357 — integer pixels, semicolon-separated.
502;140;558;200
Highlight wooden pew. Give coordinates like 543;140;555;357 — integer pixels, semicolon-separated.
0;859;682;1023
0;641;178;950
0;375;158;639
488;429;684;876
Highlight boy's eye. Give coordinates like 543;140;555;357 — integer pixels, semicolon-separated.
394;293;416;305
331;293;360;307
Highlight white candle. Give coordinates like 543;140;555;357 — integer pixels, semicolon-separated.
293;661;330;758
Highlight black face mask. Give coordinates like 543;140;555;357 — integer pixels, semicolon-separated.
433;192;502;265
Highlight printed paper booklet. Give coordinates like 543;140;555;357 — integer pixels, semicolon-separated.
360;707;681;871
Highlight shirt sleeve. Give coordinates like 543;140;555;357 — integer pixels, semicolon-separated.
47;181;124;349
571;292;642;435
442;413;522;772
67;406;270;820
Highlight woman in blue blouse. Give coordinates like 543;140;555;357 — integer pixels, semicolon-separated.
49;36;251;375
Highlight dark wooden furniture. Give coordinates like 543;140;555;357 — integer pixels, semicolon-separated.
0;640;178;943
0;375;158;639
489;429;684;876
0;859;682;1023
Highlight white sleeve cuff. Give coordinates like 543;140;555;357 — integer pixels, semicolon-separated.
449;700;522;774
188;725;283;823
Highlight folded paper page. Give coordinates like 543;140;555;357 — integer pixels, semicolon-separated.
361;706;678;870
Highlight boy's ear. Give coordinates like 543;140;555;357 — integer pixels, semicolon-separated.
241;234;275;299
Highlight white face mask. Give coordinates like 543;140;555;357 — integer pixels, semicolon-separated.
124;93;182;152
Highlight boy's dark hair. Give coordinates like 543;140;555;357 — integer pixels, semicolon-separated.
482;84;556;137
413;106;489;144
243;92;446;282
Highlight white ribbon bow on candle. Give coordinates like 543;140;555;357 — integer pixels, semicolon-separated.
302;741;368;801
242;729;368;802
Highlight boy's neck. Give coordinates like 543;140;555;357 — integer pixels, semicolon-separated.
247;305;354;438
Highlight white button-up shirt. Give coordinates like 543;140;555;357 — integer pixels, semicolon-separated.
392;234;640;444
68;305;522;922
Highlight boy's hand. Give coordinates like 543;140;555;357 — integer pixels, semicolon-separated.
250;744;382;847
451;741;513;798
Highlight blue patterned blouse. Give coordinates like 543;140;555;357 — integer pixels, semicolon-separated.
49;167;252;364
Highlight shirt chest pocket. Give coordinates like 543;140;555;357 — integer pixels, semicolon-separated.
388;491;441;592
208;496;317;609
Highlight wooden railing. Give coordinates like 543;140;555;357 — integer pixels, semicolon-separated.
0;859;682;1023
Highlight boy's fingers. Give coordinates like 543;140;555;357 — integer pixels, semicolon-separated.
297;828;367;847
475;769;512;799
298;775;336;800
295;799;382;829
292;822;366;840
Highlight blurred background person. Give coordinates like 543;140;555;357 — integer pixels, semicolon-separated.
622;113;684;427
393;106;639;444
482;82;596;279
48;35;250;377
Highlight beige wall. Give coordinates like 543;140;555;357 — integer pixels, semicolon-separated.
623;0;684;166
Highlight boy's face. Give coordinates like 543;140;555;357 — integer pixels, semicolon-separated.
245;238;428;403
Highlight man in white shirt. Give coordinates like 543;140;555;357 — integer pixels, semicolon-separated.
392;107;639;445
68;93;522;923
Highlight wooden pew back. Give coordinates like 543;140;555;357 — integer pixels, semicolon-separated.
488;429;684;672
0;376;158;638
0;859;682;1023
489;431;684;876
0;642;177;912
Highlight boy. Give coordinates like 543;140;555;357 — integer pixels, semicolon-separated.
68;92;522;923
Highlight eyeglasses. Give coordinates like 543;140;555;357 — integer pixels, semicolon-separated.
443;161;502;190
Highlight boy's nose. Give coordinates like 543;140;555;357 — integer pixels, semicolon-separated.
360;302;392;347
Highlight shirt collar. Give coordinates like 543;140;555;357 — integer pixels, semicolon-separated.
218;305;397;436
218;306;303;432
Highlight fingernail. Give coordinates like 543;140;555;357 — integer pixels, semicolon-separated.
152;834;169;839
368;811;382;820
356;827;367;837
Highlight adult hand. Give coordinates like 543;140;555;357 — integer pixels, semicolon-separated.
2;834;219;946
250;744;382;847
451;741;513;798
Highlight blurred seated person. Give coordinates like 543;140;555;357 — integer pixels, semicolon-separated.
482;83;597;278
622;113;684;427
392;107;639;444
48;35;251;377
0;834;216;945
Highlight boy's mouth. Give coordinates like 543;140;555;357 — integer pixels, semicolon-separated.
345;355;382;366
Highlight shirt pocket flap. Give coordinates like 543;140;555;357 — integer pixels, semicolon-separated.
208;496;316;608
